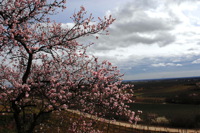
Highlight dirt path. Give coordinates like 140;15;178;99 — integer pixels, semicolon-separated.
67;109;200;133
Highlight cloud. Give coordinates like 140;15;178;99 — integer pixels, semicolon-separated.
151;63;182;67
124;32;176;46
78;0;200;53
192;59;200;64
124;69;200;80
166;0;200;5
85;0;183;54
65;0;200;80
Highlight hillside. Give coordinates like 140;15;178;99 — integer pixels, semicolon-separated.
124;77;200;129
125;77;200;104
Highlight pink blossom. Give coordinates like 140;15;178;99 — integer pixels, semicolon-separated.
62;104;68;109
25;92;29;98
81;6;85;11
50;89;56;93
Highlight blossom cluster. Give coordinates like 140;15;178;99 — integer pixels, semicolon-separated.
0;0;138;132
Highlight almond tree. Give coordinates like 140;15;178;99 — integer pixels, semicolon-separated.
0;0;137;133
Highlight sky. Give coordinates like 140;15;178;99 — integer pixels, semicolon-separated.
51;0;200;80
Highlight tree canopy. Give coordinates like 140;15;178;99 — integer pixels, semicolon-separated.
0;0;138;132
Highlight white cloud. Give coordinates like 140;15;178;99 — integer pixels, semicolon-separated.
192;59;200;64
151;63;182;67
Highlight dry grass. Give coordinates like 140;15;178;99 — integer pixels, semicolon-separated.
0;109;200;133
35;109;200;133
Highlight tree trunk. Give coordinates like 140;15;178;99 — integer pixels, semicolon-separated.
22;53;33;84
12;101;23;133
13;53;33;133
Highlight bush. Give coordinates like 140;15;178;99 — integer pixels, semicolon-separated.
152;116;170;126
